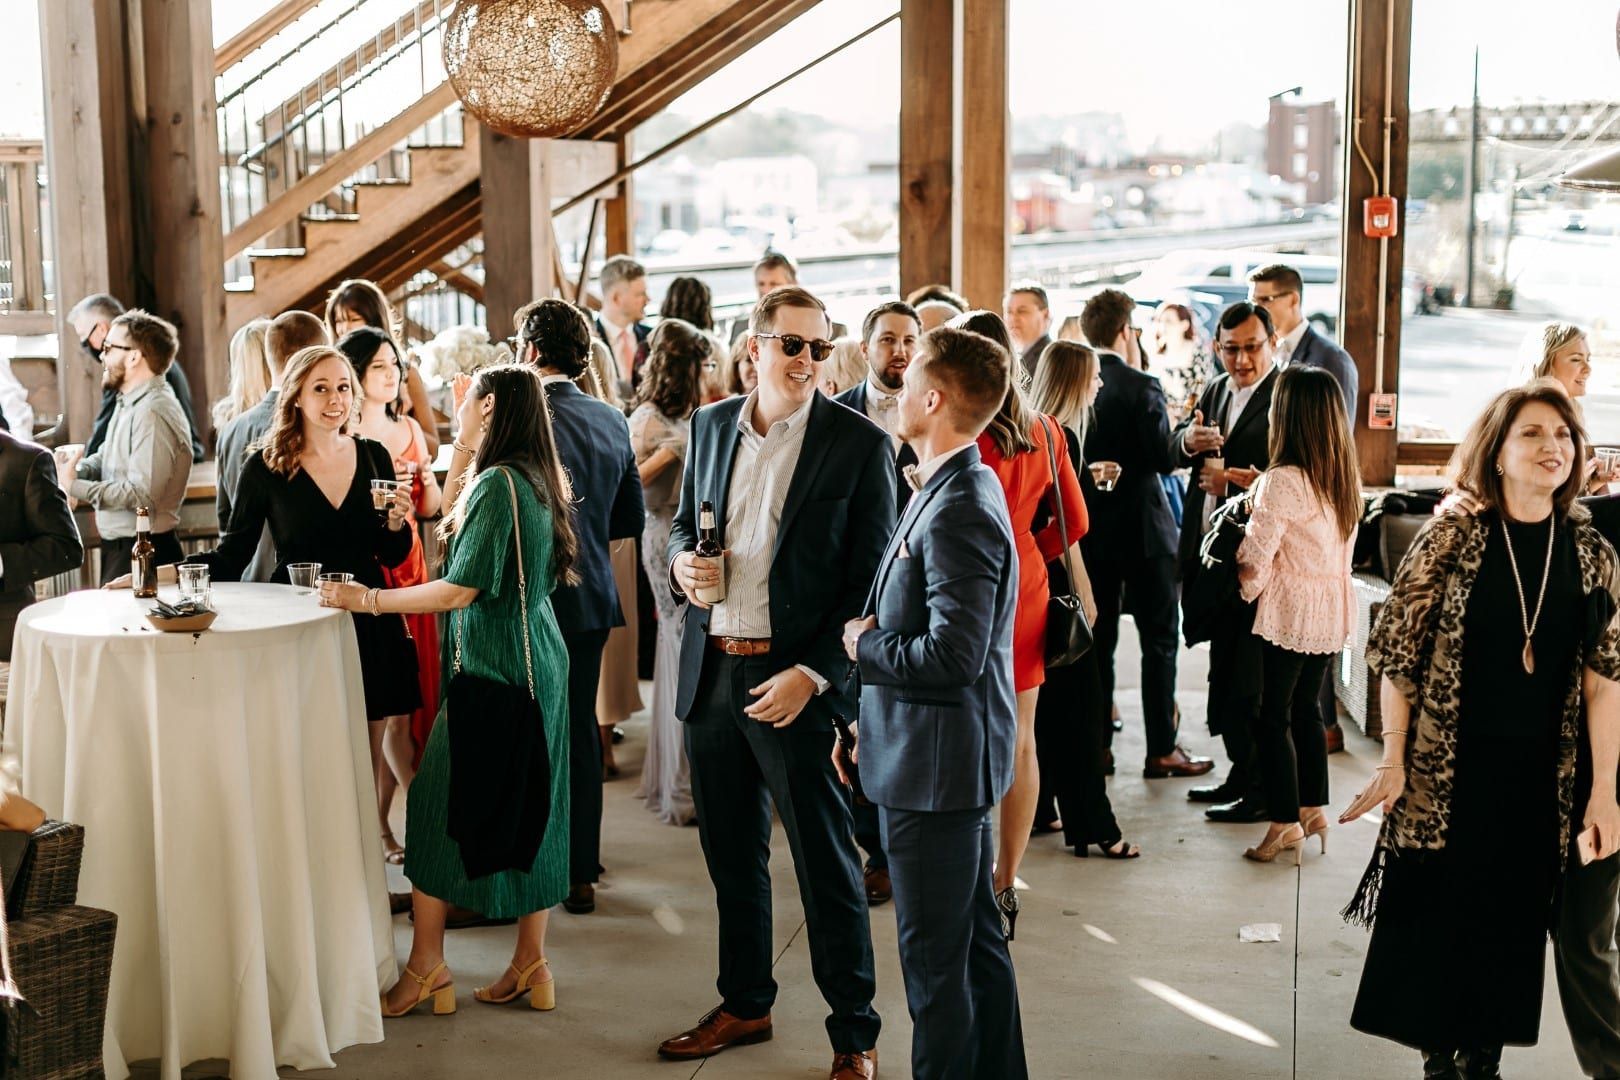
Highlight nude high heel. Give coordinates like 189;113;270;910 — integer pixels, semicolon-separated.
381;961;455;1018
1243;824;1306;865
1300;811;1329;855
474;956;555;1010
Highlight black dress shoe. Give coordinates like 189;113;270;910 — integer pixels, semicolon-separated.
1206;798;1270;823
1188;782;1238;804
563;882;596;914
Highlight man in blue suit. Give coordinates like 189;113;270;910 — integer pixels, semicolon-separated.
661;286;890;1080
1248;263;1359;423
516;298;645;916
840;325;1028;1080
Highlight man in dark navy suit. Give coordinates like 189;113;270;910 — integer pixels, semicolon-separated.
660;286;892;1080
1080;288;1211;779
840;324;1028;1080
516;298;645;915
833;299;923;904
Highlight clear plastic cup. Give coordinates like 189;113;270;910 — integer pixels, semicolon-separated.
177;563;211;608
288;563;322;592
318;572;354;586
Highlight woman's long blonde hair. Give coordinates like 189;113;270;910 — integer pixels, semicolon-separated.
1030;340;1100;447
213;318;273;431
1532;322;1587;381
256;346;349;476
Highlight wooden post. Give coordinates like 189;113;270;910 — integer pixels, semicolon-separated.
1340;0;1412;486
38;0;137;442
956;0;1009;310
137;0;228;449
479;126;556;337
898;0;956;296
604;133;634;257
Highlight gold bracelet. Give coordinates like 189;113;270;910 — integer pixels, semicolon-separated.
366;587;381;616
1374;763;1406;771
1381;729;1409;737
452;440;475;455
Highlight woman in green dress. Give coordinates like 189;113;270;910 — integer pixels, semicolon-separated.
321;363;577;1017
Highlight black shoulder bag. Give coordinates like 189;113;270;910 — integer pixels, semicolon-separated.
445;468;553;880
1042;417;1093;668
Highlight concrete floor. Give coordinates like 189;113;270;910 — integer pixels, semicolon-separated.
237;630;1588;1079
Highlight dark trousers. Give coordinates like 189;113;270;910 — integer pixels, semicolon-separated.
684;652;880;1052
1092;553;1179;757
851;797;886;870
881;804;1028;1080
100;530;185;586
1035;647;1120;847
564;629;610;884
1557;848;1620;1078
1207;618;1262;799
1255;642;1331;823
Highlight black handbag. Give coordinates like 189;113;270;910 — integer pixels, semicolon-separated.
1182;491;1254;646
445;467;553;880
1041;417;1093;668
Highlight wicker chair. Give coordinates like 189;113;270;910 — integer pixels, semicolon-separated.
0;820;118;1079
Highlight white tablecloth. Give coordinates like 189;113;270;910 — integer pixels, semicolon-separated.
4;583;397;1080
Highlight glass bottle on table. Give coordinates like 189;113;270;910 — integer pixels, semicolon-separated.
132;507;158;599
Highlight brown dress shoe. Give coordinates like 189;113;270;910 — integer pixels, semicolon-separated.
563;883;595;914
1142;746;1215;778
1324;722;1345;754
831;1049;878;1079
657;1006;773;1060
863;865;892;905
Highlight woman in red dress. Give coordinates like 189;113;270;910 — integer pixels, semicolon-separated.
954;310;1087;938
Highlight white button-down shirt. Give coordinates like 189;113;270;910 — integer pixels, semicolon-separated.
1275;321;1308;368
1199;380;1262;534
862;378;903;450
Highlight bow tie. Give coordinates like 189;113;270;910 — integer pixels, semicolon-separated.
902;464;924;492
872;394;897;412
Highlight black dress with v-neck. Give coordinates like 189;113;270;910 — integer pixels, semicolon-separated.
192;436;421;721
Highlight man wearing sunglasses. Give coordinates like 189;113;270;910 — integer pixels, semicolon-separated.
56;310;193;584
68;293;204;463
662;285;892;1080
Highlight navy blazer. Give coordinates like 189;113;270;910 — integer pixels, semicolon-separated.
1291;325;1358;425
667;391;896;722
543;379;644;634
833;382;917;520
0;430;84;659
855;444;1018;812
1081;353;1179;563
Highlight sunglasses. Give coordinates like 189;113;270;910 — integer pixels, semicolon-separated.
755;332;834;363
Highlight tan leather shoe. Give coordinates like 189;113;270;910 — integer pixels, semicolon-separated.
831;1049;878;1079
657;1006;773;1060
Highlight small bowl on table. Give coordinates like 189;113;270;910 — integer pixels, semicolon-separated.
143;600;218;634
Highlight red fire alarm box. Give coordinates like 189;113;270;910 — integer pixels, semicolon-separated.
1364;196;1399;238
1368;392;1397;430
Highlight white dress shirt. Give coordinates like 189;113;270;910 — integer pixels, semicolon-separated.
598;313;637;384
1275;321;1308;368
705;392;827;690
1198;380;1262;534
903;440;975;496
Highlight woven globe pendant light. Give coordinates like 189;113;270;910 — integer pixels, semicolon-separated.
443;0;619;138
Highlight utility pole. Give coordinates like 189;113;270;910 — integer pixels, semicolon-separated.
1463;47;1480;308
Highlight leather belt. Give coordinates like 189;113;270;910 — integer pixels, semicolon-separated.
709;636;772;656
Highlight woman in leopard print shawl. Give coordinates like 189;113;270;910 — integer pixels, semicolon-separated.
1341;383;1620;1075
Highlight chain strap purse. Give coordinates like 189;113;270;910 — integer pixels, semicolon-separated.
1041;416;1094;668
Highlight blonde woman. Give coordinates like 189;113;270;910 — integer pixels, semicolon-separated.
1029;340;1140;860
819;338;866;397
212;317;273;434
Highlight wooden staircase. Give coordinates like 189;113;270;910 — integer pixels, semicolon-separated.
218;0;828;333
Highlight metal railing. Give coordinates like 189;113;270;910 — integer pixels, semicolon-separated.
0;140;50;327
216;0;461;280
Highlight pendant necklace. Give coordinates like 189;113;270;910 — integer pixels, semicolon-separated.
1501;515;1555;675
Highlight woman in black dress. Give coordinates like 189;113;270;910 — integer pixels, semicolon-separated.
1342;382;1620;1079
1028;339;1139;858
151;345;422;857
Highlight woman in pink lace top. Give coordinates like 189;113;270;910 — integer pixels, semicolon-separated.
1235;367;1360;865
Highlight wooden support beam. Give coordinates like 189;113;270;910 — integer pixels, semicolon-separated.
139;0;228;450
38;0;137;443
957;0;1009;310
1341;0;1412;486
479;127;556;338
604;133;634;255
899;0;956;296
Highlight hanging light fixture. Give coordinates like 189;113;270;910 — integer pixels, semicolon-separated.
1555;9;1620;189
443;0;620;139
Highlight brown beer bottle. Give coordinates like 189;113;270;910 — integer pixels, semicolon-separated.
694;500;727;605
132;507;158;599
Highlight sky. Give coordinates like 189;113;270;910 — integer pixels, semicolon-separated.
2;0;1618;147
